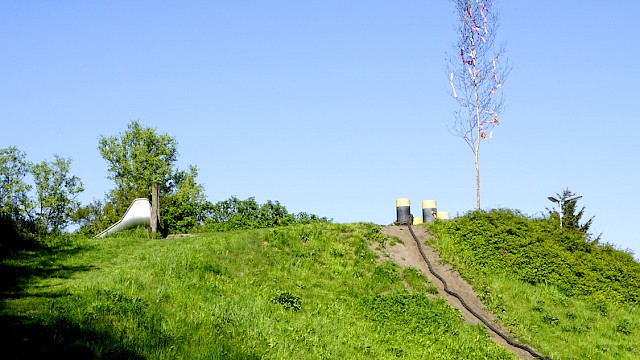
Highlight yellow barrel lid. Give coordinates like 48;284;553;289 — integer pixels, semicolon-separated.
436;211;450;220
422;200;437;208
396;198;410;207
413;217;423;225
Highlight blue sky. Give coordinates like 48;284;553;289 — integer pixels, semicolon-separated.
1;1;639;258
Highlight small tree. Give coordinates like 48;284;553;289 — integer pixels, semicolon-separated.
447;0;509;210
0;146;33;220
31;155;84;233
0;147;36;252
547;188;599;241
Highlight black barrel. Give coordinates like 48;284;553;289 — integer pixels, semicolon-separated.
396;198;411;224
422;200;437;223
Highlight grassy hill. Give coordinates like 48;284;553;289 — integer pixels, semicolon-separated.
1;223;513;359
1;212;638;359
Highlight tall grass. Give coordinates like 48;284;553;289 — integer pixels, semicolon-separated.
427;209;640;359
1;223;513;359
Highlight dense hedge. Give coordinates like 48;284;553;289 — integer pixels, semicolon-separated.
203;196;331;232
428;209;640;304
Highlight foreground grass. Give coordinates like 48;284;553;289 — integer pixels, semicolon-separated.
1;223;514;359
427;210;640;360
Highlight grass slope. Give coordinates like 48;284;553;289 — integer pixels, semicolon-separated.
427;209;640;360
1;223;514;359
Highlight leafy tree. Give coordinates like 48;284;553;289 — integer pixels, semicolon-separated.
31;155;84;233
0;146;38;257
447;0;509;210
259;200;295;228
98;120;178;207
0;146;33;220
98;121;208;234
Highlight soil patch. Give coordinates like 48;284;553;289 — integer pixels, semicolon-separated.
166;234;199;239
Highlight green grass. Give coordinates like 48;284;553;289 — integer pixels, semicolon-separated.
1;223;514;359
427;209;640;359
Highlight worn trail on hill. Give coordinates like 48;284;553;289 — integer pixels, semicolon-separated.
377;226;538;360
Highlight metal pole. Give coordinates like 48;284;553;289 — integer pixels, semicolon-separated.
559;199;563;228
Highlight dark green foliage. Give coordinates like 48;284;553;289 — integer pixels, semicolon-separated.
160;166;210;234
541;313;560;326
204;196;330;232
272;290;302;311
0;146;32;221
0;314;147;359
72;200;106;237
205;196;284;231
615;319;634;335
1;149;57;238
0;211;39;258
428;209;640;304
1;147;84;249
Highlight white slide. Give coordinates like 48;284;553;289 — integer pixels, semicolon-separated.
95;198;152;238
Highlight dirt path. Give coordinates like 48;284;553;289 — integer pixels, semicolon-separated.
376;225;536;360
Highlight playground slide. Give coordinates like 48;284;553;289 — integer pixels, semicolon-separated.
95;198;152;238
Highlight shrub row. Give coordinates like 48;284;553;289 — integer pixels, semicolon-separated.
428;209;640;304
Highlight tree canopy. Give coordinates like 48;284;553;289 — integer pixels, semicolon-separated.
0;146;32;220
99;120;178;202
31;155;84;233
547;188;598;241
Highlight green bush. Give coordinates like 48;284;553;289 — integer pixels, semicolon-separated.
0;211;39;257
204;196;330;232
428;209;640;304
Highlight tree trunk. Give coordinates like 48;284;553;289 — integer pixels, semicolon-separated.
150;183;160;235
475;151;481;210
471;28;481;211
473;72;482;211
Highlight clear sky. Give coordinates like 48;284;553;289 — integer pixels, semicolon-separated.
2;1;639;258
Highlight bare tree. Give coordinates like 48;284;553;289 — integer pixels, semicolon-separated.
447;0;509;210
